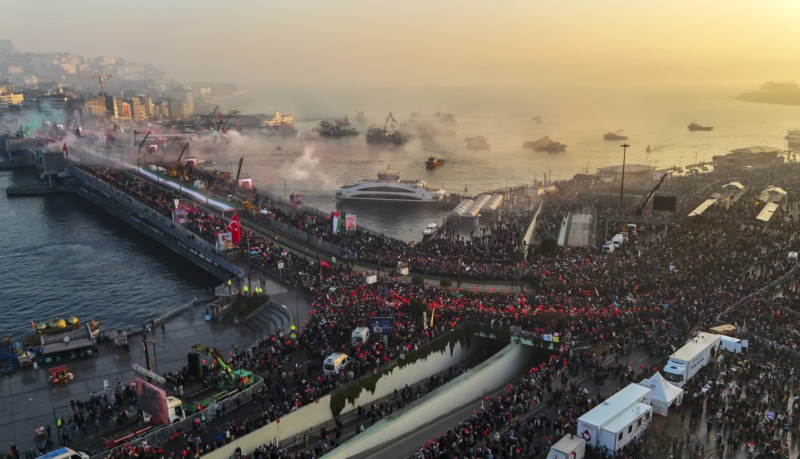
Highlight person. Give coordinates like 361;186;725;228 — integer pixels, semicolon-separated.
161;324;165;334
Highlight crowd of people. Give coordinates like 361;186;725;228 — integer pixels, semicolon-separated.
61;157;800;458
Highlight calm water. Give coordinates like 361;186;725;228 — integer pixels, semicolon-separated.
0;169;216;339
201;84;800;240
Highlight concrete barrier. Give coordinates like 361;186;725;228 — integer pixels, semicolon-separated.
200;332;490;459
325;342;532;459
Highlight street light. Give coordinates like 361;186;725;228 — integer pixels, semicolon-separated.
619;143;629;212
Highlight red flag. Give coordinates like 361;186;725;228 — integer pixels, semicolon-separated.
218;113;223;120
321;260;330;269
227;213;241;244
30;321;36;329
222;126;228;134
236;119;240;128
62;143;68;157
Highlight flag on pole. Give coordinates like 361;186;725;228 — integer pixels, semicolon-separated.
227;213;241;244
62;142;68;158
332;212;343;234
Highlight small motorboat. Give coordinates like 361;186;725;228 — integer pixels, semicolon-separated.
646;144;654;152
426;156;445;168
275;145;283;150
422;223;438;236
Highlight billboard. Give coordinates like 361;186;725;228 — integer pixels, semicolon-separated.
346;214;357;231
290;194;303;208
172;208;188;224
652;196;677;212
215;231;234;251
238;178;252;190
135;377;169;425
368;317;393;336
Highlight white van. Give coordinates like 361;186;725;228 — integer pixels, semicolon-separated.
618;232;629;243
602;242;616;253
719;336;747;354
323;353;352;375
351;327;370;347
626;223;637;235
611;234;624;248
37;448;90;459
788;251;798;262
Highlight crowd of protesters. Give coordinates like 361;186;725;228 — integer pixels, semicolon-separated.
57;158;800;459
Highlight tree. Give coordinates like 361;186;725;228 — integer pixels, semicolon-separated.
554;282;569;294
540;238;559;256
439;278;452;288
409;297;430;319
411;276;425;286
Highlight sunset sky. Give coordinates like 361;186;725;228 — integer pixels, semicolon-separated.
5;0;800;87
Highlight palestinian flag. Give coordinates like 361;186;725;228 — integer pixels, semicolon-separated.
332;212;344;234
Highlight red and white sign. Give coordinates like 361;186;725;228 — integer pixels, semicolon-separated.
346;214;357;231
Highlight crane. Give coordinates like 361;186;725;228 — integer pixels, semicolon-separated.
136;130;152;158
634;172;669;216
169;143;191;178
91;74;113;96
191;345;235;382
383;112;396;130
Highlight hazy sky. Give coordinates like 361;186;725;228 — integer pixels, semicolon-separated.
5;0;800;88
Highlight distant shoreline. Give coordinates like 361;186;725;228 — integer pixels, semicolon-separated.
734;92;800;106
215;90;247;100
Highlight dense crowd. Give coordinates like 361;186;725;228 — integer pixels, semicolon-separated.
62;158;800;459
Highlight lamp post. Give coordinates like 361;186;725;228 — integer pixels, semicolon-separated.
619;143;629;212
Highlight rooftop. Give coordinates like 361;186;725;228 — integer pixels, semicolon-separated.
729;146;781;155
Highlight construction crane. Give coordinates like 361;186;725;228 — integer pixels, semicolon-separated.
234;157;244;190
191;345;235;382
383;112;396;130
634;172;669;216
169;143;191;178
136;130;152;159
91;74;113;96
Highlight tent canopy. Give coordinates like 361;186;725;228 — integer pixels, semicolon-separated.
641;372;683;406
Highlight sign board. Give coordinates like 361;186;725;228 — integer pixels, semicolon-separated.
135;377;169;425
238;178;252;190
364;274;377;284
278;261;284;270
172;208;188;224
346;214;357;231
368;317;394;336
215;231;234;251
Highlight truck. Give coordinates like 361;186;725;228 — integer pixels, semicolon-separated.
662;332;721;388
100;396;186;447
183;345;256;414
546;434;585;459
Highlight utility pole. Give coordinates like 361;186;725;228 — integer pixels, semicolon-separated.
142;335;151;372
152;339;158;373
284;178;287;206
619;143;629;212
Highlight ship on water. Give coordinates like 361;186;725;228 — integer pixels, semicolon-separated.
317;119;359;137
465;135;490;150
688;122;713;131
523;136;567;153
604;130;628;140
366;112;407;145
356;111;367;123
258;111;298;136
785;129;800;147
335;164;446;203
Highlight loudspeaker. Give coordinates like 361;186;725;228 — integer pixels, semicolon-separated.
652;196;677;212
188;352;202;377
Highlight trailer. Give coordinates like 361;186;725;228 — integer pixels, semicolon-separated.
662;332;721;388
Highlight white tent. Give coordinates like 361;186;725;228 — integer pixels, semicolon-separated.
640;372;683;416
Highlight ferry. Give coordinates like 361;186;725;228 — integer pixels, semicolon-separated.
335;164;447;203
422;223;439;236
646;144;654;152
604;130;628;140
688;123;713;131
258;111;297;136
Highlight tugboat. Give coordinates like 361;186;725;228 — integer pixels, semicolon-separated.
366;112;407;145
426;157;445;168
604;130;628;140
688;123;713;131
523;136;567;153
318;120;359;137
531;117;543;123
465;136;490;150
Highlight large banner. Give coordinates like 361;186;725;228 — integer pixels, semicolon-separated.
368;317;394;336
346;214;357;231
215;231;234;251
135;377;169;425
290;194;303;208
172;208;188;224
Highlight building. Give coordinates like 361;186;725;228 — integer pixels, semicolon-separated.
8;66;23;74
596;164;653;182
713;146;782;169
0;81;13;94
166;98;186;119
5;93;24;106
576;384;652;456
163;88;193;115
38;95;72;112
0;97;8;117
60;63;77;75
105;95;120;118
69;97;106;119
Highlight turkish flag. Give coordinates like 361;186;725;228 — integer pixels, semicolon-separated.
62;142;68;157
227;213;241;244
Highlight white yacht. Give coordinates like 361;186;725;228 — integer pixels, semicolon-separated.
422;223;439;236
335;164;447;203
786;129;800;147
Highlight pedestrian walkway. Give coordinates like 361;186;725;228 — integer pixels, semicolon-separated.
566;206;595;247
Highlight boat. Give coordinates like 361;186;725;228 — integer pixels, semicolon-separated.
356;111;367;123
258;111;298;136
531;117;543;123
318;120;359;137
604;130;628;140
366;113;407;144
785;129;800;147
335;164;447;203
275;145;282;150
422;223;439;236
523;136;567;153
465;135;490;150
646;144;654;152
426;157;445;168
688;123;713;131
